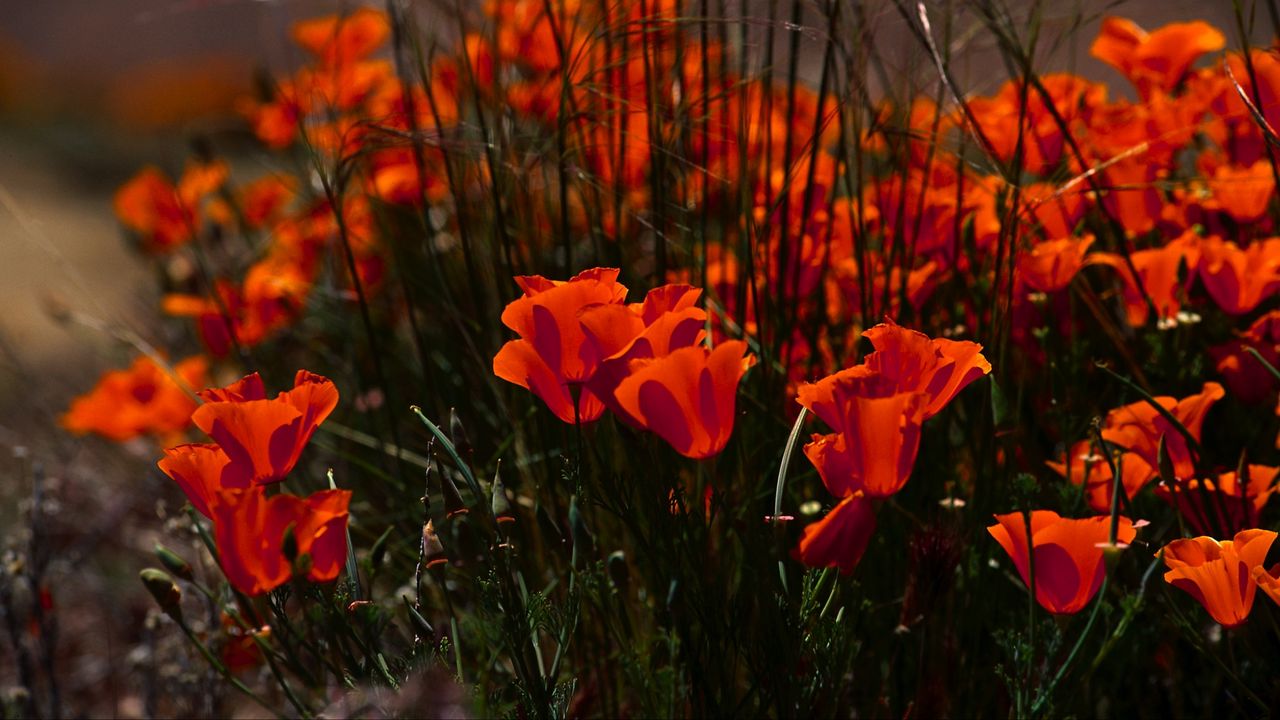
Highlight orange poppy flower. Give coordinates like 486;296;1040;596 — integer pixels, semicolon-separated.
237;175;296;229
493;268;629;423
1088;231;1201;327
211;486;352;596
191;371;339;485
163;253;313;357
1160;529;1277;627
1197;237;1280;316
580;284;707;426
1099;159;1164;238
799;368;927;498
988;511;1138;614
1205;161;1275;223
1090;17;1225;96
1024;183;1086;239
62;355;208;443
1253;562;1280;608
114;161;228;253
157;443;240;518
1046;440;1157;514
792;491;877;574
797;322;990;497
1017;236;1095;294
1101;382;1224;482
860;320;992;420
1155;466;1279;536
291;7;390;68
612;340;755;459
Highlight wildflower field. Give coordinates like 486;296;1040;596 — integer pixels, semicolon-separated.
6;0;1280;717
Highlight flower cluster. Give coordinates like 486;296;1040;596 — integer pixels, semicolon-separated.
157;371;350;596
791;321;991;573
493;268;755;459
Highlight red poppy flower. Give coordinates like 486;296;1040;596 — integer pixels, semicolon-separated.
1161;529;1277;627
989;511;1138;614
1101;382;1224;482
1091;17;1225;96
493;268;629;423
191;371;339;485
612;340;755;459
791;492;877;574
62;355;208;443
1155;466;1279;536
211;487;352;596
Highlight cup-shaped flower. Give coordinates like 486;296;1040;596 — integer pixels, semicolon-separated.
1160;529;1278;627
1155;466;1278;536
1016;236;1094;294
1197;236;1280;316
191;370;339;485
211;487;352;596
612;340;755;459
860;319;992;420
1252;562;1280;608
1087;231;1201;326
1046;441;1156;513
493;268;629;423
1210;311;1280;403
988;511;1138;615
1090;17;1225;96
581;284;707;425
157;443;242;518
792;492;876;574
291;7;390;68
1101;382;1223;481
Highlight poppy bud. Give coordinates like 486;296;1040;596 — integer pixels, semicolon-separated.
569;496;594;559
491;469;515;525
423;520;448;568
440;465;469;519
607;551;629;592
140;568;183;621
403;597;435;637
154;544;194;582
